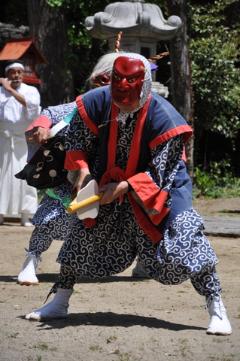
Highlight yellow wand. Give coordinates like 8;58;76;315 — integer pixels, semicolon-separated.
67;194;102;214
66;180;101;220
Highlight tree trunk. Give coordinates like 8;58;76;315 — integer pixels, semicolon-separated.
27;0;74;107
167;0;194;177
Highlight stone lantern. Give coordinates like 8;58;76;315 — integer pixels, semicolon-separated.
85;0;182;97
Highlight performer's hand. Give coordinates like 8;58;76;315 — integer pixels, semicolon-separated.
27;127;50;144
72;168;92;198
99;181;129;205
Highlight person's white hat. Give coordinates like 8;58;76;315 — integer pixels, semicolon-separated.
5;62;25;73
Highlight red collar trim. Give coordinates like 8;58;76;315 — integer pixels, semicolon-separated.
76;96;98;135
108;97;152;176
149;124;192;149
126;97;151;178
107;104;119;170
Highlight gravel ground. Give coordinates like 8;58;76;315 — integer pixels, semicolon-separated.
0;197;239;361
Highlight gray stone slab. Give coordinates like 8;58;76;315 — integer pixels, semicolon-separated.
203;216;240;237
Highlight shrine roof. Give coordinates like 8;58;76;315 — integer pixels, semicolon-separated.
0;39;46;63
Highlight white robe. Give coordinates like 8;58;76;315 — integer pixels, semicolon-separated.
0;82;41;217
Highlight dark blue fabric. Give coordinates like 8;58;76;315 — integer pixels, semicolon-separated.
81;86;191;177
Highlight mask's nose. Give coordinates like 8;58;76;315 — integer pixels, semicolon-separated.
119;78;129;89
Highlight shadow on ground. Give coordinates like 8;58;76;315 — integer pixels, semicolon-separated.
19;311;205;331
0;274;148;284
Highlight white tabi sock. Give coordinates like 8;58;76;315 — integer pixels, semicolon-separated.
206;295;232;335
18;252;39;285
21;213;33;227
25;288;73;321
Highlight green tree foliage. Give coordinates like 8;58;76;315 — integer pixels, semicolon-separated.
189;0;240;142
47;0;105;47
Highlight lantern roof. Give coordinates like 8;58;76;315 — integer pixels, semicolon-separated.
85;0;182;41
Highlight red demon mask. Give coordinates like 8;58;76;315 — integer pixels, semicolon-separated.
111;56;145;111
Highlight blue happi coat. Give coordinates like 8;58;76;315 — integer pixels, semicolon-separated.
58;85;218;288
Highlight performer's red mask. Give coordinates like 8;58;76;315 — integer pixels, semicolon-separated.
111;56;145;109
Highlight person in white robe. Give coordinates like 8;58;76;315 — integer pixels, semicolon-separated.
0;62;40;226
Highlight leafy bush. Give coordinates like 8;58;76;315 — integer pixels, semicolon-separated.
193;160;240;198
190;0;240;143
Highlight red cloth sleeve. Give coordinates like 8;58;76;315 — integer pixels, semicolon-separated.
64;150;88;170
26;115;52;131
127;172;169;218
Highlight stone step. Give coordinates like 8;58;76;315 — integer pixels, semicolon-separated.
203;216;240;237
